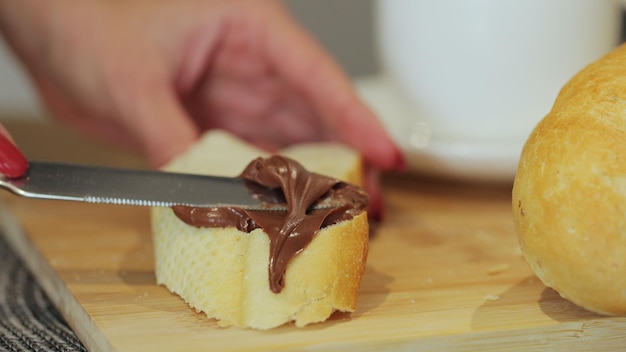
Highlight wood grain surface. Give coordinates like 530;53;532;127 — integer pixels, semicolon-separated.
1;119;625;351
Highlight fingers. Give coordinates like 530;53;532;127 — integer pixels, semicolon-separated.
363;164;385;222
111;77;200;168
262;3;405;171
329;102;405;171
134;92;199;168
0;126;28;178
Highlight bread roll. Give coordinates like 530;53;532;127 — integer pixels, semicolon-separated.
512;43;626;315
150;130;369;329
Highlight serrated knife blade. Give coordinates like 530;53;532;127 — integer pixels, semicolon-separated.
0;161;276;209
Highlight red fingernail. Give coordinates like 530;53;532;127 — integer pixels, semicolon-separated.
367;197;384;222
394;150;407;171
0;133;28;178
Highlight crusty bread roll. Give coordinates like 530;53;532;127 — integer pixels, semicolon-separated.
512;43;626;316
150;130;369;329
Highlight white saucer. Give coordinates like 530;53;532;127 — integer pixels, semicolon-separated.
355;74;525;183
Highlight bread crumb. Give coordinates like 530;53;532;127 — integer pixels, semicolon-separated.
483;294;501;301
487;263;511;275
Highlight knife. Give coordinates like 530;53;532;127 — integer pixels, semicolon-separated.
0;161;282;209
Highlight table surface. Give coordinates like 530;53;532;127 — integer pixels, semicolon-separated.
1;118;625;351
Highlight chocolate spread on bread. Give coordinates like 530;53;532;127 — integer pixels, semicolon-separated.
171;155;369;293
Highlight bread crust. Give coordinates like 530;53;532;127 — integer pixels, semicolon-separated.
150;131;369;328
512;44;626;315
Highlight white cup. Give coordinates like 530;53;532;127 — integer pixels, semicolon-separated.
376;0;622;144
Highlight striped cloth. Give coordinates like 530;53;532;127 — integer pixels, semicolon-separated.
0;234;86;352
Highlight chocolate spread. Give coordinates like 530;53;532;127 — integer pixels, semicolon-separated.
171;155;369;293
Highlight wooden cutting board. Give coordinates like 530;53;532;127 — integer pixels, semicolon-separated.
1;119;625;351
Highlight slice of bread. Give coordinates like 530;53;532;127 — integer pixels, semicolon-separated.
150;130;369;329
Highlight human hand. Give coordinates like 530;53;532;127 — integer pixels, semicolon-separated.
0;0;404;218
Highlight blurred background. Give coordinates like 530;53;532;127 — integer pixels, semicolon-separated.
0;0;624;119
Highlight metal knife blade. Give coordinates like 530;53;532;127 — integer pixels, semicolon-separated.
0;161;277;209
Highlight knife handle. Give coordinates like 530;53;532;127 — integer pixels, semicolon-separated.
0;132;28;178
